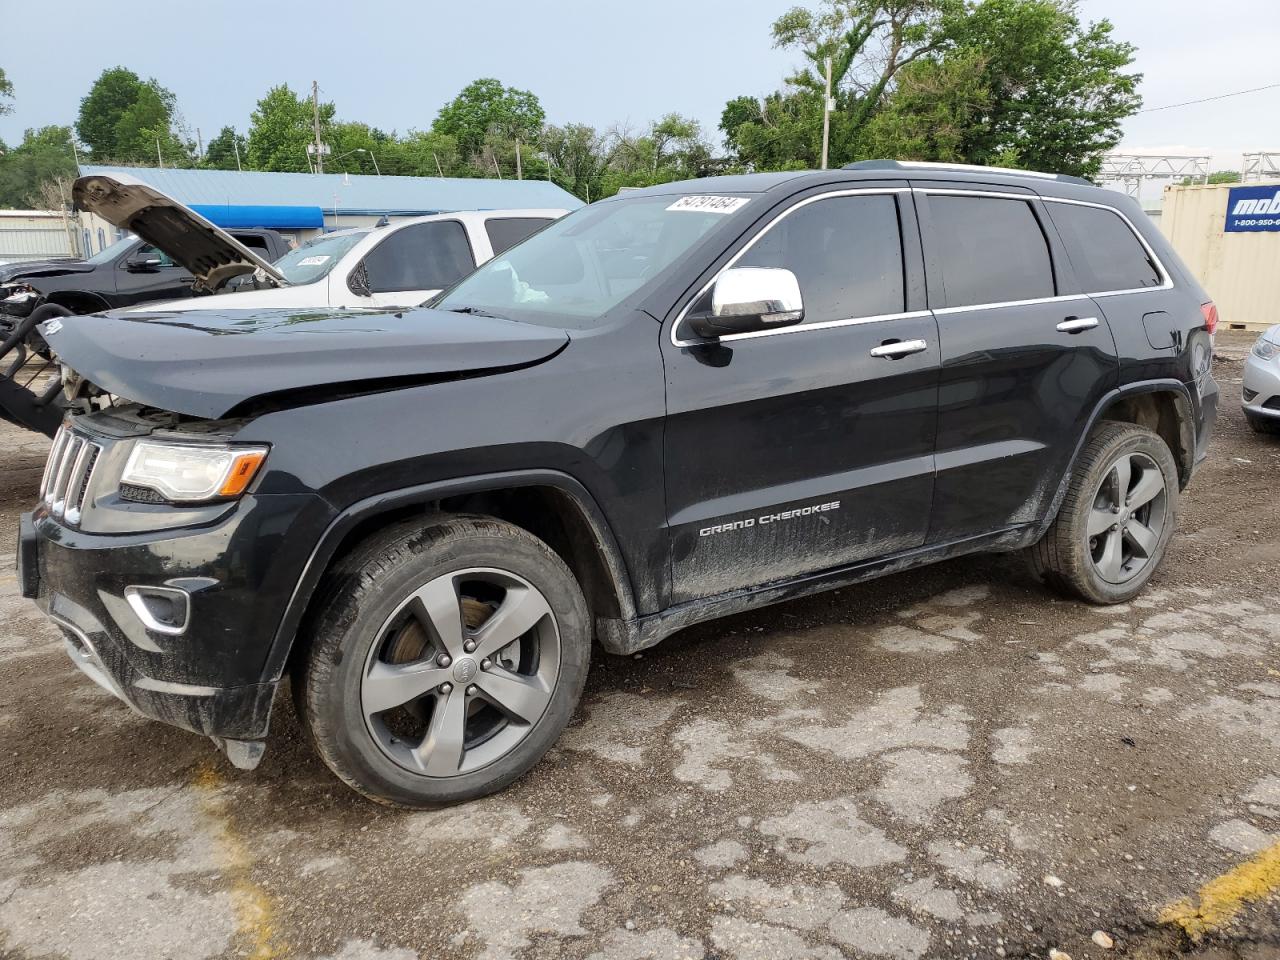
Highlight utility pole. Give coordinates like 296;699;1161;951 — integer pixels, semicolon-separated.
515;138;523;180
196;127;204;159
433;152;444;178
233;139;242;172
156;137;164;168
311;80;325;173
820;56;833;170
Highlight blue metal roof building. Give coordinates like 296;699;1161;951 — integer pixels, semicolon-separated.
77;164;583;233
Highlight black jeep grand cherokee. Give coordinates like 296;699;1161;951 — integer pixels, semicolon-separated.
19;162;1218;807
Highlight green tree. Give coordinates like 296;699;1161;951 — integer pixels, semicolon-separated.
858;50;992;162
326;121;389;175
432;78;545;163
76;67;190;163
0;125;78;208
542;123;612;200
246;84;333;172
0;67;14;115
723;0;1142;178
202;126;247;170
384;130;460;178
721;91;823;170
940;0;1141;177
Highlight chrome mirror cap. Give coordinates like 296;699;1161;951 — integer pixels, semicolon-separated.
685;267;805;340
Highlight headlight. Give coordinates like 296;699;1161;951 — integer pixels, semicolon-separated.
1;283;37;304
1252;338;1280;361
121;441;268;503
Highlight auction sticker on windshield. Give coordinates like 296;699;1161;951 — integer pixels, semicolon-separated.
666;196;750;214
298;255;331;266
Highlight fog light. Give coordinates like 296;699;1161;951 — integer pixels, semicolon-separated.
124;585;191;636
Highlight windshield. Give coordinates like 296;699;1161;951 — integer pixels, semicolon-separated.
273;231;368;284
435;194;748;326
86;237;136;265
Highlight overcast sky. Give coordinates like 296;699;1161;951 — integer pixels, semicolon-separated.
1;0;1276;171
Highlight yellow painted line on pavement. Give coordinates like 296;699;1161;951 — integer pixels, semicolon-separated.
194;762;287;959
1159;838;1280;938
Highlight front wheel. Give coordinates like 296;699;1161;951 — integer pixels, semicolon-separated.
1028;422;1179;604
295;516;590;807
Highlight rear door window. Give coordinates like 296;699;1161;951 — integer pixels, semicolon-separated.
363;220;475;293
734;193;906;325
1048;202;1163;292
928;195;1055;307
484;217;552;256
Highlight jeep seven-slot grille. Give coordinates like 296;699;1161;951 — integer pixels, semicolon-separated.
40;426;102;526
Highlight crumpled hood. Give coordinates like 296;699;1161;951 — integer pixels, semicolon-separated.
41;306;569;419
0;259;94;283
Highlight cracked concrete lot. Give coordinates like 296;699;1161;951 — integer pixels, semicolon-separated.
2;333;1279;960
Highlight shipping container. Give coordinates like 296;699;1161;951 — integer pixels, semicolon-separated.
1161;181;1280;331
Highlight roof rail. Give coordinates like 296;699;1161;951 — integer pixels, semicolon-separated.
842;159;1094;187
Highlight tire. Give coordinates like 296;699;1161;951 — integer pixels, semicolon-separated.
1028;421;1179;604
1246;412;1280;435
294;515;590;807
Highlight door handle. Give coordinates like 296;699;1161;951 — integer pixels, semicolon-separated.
869;339;928;359
1056;316;1099;334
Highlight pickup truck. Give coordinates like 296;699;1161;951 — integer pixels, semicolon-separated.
0;226;290;323
72;172;569;315
0;173;567;436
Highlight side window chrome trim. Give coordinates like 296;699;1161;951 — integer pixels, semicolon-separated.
933;293;1092;316
670;187;911;348
912;188;1175;305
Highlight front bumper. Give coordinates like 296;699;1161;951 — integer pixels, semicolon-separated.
19;490;330;741
1242;351;1280;420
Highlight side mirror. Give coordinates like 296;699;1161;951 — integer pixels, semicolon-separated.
683;267;804;340
125;257;163;273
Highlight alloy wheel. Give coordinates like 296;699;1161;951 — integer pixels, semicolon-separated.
360;567;560;777
1087;451;1168;585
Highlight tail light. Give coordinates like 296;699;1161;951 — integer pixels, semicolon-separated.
1201;301;1218;335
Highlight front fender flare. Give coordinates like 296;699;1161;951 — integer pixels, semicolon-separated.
260;469;638;682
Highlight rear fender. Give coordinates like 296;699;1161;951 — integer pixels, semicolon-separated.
1037;379;1195;537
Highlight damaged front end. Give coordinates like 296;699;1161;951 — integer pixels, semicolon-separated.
17;303;570;768
20;401;333;770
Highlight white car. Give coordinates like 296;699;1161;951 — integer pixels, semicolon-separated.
1243;324;1280;434
73;172;568;314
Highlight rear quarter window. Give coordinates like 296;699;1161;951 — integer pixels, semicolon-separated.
1048;202;1163;292
484;217;553;256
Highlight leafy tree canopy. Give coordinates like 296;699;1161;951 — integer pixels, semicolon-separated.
724;0;1141;178
246;84;334;173
0;125;78;208
432;78;545;161
0;67;13;116
76;67;191;164
202;126;246;170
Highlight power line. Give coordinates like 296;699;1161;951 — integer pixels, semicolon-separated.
1137;81;1280;114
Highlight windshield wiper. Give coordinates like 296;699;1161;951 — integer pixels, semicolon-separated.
444;305;506;318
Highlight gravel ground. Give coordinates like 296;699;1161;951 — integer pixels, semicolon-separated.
1;331;1278;960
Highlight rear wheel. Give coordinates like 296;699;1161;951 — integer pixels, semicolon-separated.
296;516;590;807
1028;421;1179;604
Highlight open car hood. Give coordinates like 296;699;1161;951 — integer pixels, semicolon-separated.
72;172;289;291
40;306;569;419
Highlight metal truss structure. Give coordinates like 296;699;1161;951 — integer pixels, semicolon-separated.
1096;154;1211;197
1241;152;1280;183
